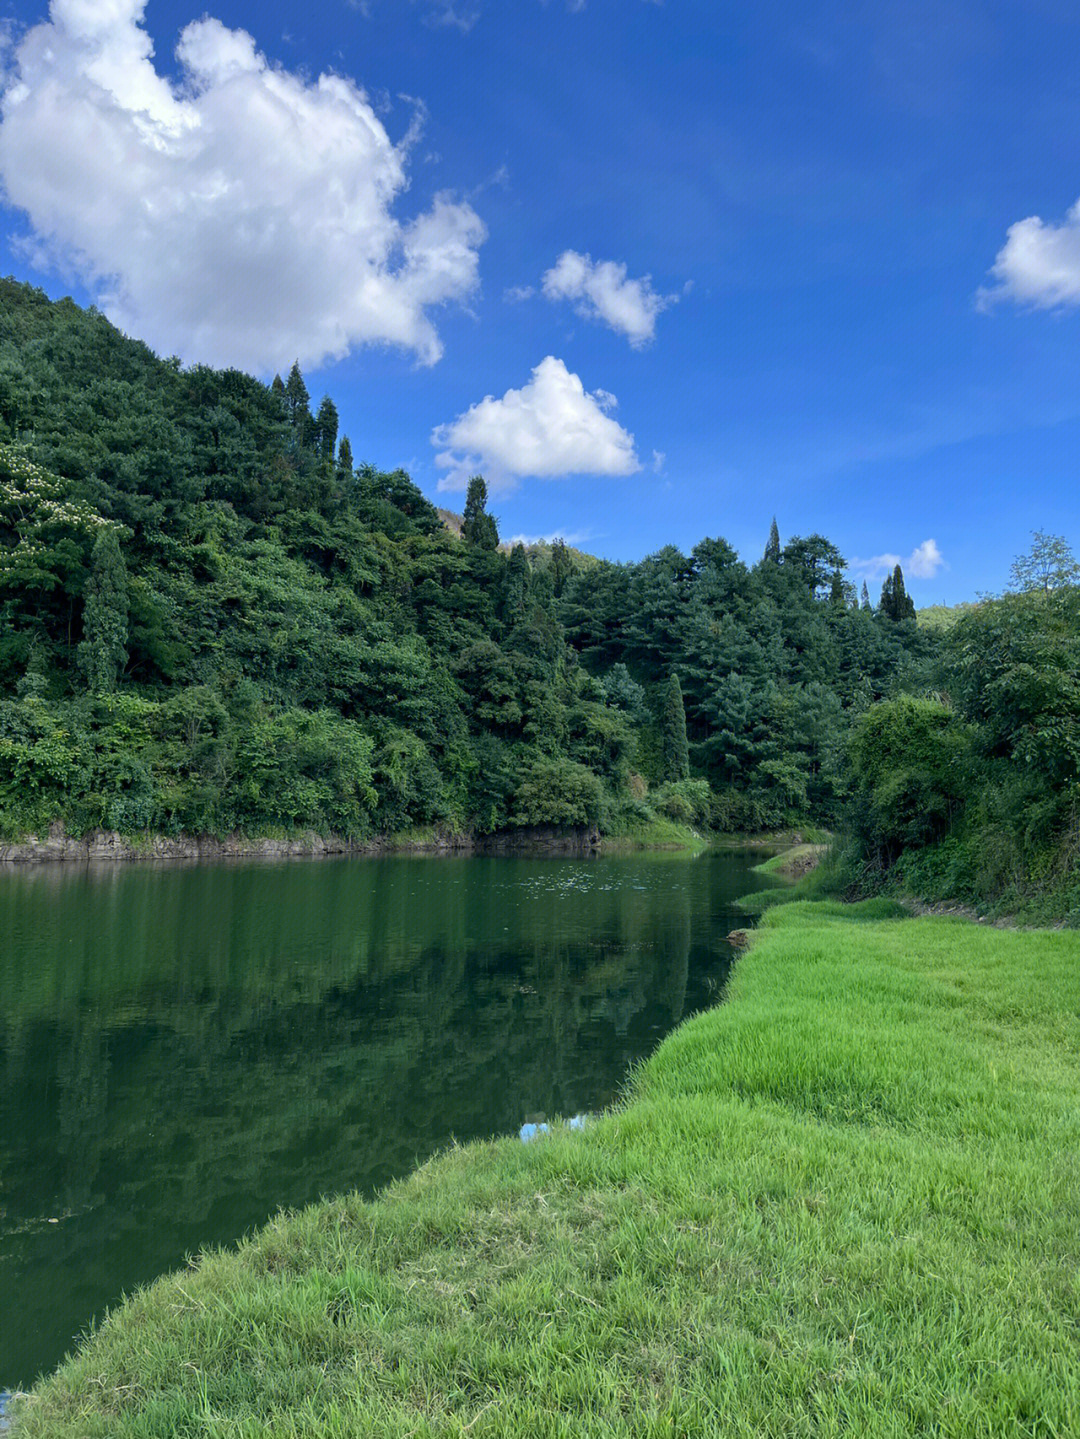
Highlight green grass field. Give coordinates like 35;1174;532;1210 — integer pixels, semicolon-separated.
16;903;1080;1437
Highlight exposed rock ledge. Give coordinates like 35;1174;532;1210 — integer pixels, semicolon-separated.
0;822;602;865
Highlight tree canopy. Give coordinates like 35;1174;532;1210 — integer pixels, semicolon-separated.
0;277;959;850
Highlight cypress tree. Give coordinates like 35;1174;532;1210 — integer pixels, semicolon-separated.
504;543;529;621
462;474;486;542
879;569;895;617
270;374;286;410
79;526;128;693
285;361;311;428
896;565;916;620
879;564;915;621
315;396;339;461
550;538;572;597
337;435;353;477
861;581;872;611
661;672;690;782
462;475;498;550
763;517;781;563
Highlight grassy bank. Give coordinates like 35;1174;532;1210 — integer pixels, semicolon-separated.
17;904;1080;1437
598;815;710;852
751;841;830;879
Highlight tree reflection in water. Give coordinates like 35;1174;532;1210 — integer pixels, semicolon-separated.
0;849;767;1388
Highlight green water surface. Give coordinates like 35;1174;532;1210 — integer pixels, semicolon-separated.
0;849;768;1388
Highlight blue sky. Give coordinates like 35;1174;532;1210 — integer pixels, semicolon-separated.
1;0;1079;601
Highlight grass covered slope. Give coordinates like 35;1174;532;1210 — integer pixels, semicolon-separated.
18;905;1080;1437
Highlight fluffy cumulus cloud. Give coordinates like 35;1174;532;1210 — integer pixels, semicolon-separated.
851;538;944;583
978;199;1080;309
541;250;675;347
432;355;641;491
0;0;485;371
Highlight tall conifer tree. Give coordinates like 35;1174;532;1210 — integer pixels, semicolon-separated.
79;527;128;693
550;538;572;597
462;475;499;550
764;517;781;563
661;672;690;782
337;435;353;478
504;543;529;621
879;564;915;621
285;362;310;427
314;396;339;461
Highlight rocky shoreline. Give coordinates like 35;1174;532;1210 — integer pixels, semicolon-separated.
0;822;603;865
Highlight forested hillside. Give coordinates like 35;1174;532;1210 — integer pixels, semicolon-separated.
0;278;933;841
844;564;1080;921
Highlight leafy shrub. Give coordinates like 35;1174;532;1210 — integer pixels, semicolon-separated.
512;757;602;828
653;778;712;826
847;696;975;862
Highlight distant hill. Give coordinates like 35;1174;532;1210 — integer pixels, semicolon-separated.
917;602;980;633
436;507;464;538
436;507;601;570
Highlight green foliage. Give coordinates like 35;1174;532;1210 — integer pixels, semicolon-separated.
512;756;601;828
462;474;499;550
1009;529;1080;594
337;434;353;477
0;279;937;845
284;360;310;428
916;601;975;632
782;532;845;599
78;526;129;693
652;777;712;826
847;696;974;862
945;586;1080;787
837;563;1080;920
872;581;1080;918
314;395;339;462
879;563;916;621
660;671;689;781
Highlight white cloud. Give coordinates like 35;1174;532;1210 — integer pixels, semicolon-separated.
432;355;641;492
651;449;665;473
423;3;480;31
851;538;944;582
978;199;1080;310
0;1;485;371
541;250;676;347
349;1;480;27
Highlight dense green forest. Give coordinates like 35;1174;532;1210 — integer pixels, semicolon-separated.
0;278;1076;916
842;561;1080;921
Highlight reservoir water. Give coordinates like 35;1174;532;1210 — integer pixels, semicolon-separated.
0;848;770;1388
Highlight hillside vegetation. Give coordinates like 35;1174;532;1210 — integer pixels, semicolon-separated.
2;278;1076;917
0;279;930;843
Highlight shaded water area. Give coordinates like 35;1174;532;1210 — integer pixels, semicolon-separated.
0;848;770;1388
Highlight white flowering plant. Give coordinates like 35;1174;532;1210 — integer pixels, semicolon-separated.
0;443;120;582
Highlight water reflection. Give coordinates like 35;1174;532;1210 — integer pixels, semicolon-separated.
0;850;768;1387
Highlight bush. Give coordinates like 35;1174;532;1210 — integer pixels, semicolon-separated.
653;778;712;827
512;756;602;828
847;696;974;862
